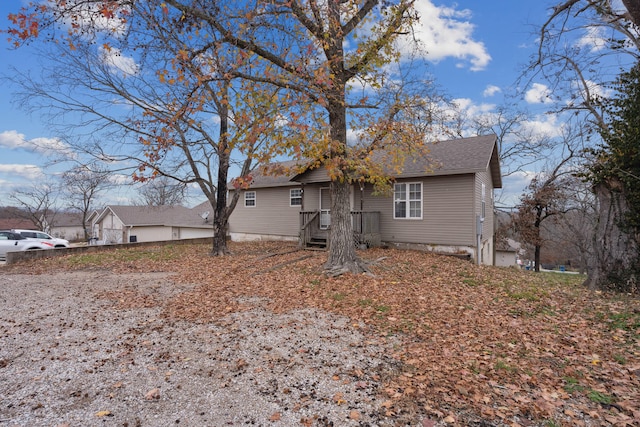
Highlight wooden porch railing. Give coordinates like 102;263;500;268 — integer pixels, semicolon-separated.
351;211;381;247
299;210;381;248
299;211;320;248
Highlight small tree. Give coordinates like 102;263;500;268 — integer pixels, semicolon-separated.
9;181;59;231
136;177;186;207
62;164;111;241
513;148;575;272
542;179;596;273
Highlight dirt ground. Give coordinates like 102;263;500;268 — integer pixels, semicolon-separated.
1;242;638;427
0;270;410;427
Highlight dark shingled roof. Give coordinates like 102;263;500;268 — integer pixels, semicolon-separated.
97;204;214;228
396;134;502;187
50;212;84;227
246;134;502;189
242;159;308;189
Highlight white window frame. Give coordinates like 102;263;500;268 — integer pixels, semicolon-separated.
393;182;422;219
244;191;256;207
290;188;303;207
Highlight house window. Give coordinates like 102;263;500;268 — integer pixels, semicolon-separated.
290;188;302;207
394;182;422;219
244;191;256;207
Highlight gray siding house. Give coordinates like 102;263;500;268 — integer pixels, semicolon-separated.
90;202;214;244
228;134;502;265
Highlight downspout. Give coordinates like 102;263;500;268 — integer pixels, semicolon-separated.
476;214;483;265
359;180;364;235
299;184;305;248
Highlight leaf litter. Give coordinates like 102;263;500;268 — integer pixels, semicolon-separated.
2;241;639;426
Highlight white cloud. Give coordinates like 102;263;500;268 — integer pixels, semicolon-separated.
99;46;139;76
0;130;27;149
565;78;612;107
575;26;609;53
483;85;501;97
0;130;73;157
524;83;553;104
520;113;565;139
453;97;495;116
109;174;130;186
0;164;45;180
407;1;491;71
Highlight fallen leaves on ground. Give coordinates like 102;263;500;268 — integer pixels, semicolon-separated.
12;241;640;426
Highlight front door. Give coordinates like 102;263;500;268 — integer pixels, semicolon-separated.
319;187;331;230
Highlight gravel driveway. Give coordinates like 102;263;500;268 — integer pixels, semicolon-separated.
0;271;410;427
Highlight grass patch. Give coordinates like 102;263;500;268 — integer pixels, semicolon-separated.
587;390;614;405
563;377;586;394
358;298;374;307
331;293;346;301
495;360;517;372
538;272;587;286
462;278;479;287
536;305;557;316
564;377;615;405
613;354;627;365
63;246;181;268
505;288;547;302
608;311;640;332
375;304;391;313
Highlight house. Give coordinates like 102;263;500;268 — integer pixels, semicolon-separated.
44;212;86;242
495;238;522;267
90;202;214;244
228;134;502;265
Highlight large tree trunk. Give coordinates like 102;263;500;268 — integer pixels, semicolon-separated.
534;244;541;272
323;83;364;275
211;90;231;256
212;209;229;256
622;0;640;26
211;167;230;256
583;182;640;292
212;147;230;256
325;180;359;274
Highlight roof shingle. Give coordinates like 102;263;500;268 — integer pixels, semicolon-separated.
245;134;501;189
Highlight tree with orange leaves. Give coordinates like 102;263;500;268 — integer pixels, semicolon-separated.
6;0;438;273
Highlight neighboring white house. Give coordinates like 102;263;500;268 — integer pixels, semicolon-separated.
90;202;214;244
495;238;522;267
228;134;502;265
45;212;86;242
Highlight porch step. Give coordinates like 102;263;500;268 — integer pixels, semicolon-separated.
307;237;327;249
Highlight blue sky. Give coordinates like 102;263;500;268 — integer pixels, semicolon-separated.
0;0;557;207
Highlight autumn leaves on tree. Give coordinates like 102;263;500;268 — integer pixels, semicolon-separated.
7;0;434;272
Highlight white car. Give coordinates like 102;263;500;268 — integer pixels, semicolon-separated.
12;229;70;248
0;230;54;260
